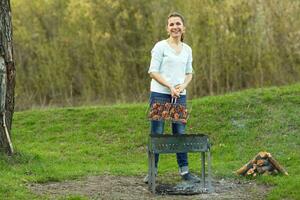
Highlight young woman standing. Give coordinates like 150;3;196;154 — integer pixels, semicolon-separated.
144;12;200;183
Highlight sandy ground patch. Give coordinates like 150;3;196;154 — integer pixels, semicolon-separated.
28;175;270;200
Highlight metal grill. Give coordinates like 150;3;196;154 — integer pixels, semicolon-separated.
147;134;213;194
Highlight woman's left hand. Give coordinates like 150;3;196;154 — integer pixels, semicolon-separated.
175;84;186;93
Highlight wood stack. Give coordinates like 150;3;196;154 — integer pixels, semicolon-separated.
149;102;188;124
236;151;288;177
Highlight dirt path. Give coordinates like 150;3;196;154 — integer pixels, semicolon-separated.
28;175;270;200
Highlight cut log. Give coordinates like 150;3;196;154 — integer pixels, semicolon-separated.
152;115;160;120
246;168;255;176
258;151;271;159
236;152;261;175
272;169;279;175
236;163;253;175
268;156;289;176
257;165;273;174
237;151;288;177
256;159;269;167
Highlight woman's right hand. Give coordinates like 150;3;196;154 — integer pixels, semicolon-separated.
170;86;180;98
149;72;180;97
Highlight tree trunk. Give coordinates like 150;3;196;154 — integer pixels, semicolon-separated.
0;0;15;155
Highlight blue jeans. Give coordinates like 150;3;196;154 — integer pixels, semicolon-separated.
149;92;188;168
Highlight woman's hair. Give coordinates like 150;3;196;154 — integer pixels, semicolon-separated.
167;12;185;42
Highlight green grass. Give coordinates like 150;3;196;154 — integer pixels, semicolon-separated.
1;83;300;199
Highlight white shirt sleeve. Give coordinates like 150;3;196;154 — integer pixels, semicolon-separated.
185;48;193;74
148;42;163;73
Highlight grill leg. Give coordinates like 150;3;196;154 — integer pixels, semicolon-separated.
207;150;214;192
147;149;152;191
148;151;156;194
201;152;206;189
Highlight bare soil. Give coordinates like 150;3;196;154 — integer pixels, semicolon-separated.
28;175;271;200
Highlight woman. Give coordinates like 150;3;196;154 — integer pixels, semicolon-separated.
144;12;200;183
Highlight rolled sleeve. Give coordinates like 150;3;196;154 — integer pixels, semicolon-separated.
148;43;163;73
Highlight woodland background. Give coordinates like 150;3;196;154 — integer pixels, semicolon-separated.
11;0;300;110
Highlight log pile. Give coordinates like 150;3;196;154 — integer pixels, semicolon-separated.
236;152;288;177
148;102;188;124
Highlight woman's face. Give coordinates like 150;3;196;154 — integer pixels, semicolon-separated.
167;16;185;39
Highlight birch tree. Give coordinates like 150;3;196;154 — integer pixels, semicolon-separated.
0;0;15;155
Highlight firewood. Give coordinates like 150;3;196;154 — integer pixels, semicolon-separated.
170;107;175;115
271;169;279;175
256;159;269;167
268;156;289;176
164;103;172;110
253;164;257;170
178;105;185;112
150;101;189;123
257;165;273;174
237;151;288;177
161;111;169;119
236;163;253;175
152;103;160;109
158;104;164;112
182;110;188;118
173;113;179;120
180;119;187;124
246;168;255;176
256;166;263;174
236;153;261;175
258;151;271;159
152;115;160;120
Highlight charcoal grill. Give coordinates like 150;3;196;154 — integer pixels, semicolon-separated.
147;134;213;194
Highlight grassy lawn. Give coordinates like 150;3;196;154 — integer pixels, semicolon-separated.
0;83;299;199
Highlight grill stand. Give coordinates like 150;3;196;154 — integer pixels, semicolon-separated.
147;134;213;194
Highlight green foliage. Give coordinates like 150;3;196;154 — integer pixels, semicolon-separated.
0;84;299;199
11;0;300;109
